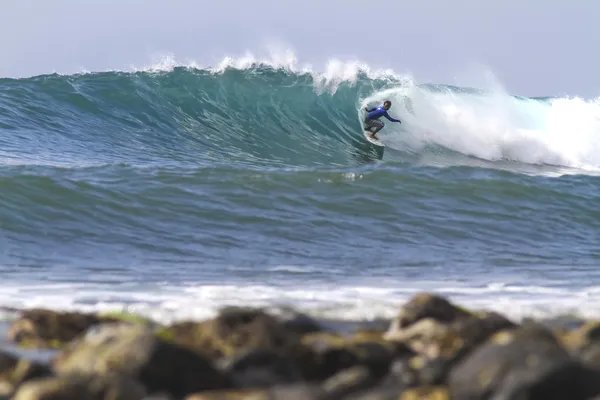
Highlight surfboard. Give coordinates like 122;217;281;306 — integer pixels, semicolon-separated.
363;130;385;147
359;107;385;147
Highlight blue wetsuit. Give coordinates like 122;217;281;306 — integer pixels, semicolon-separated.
365;106;401;123
363;105;401;135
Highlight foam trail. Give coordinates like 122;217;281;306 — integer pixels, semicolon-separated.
362;85;600;172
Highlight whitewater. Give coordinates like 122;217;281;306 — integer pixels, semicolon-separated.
0;50;599;327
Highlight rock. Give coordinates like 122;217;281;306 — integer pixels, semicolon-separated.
159;307;307;360
383;309;518;378
53;324;230;398
185;384;323;400
321;366;381;399
562;320;600;346
448;322;600;400
96;311;157;327
276;307;324;335
0;350;52;396
184;389;268;400
342;383;449;400
560;320;600;369
351;330;386;342
302;332;414;382
431;311;518;362
383;295;515;363
387;355;451;388
219;349;303;388
382;318;449;352
535;314;588;333
384;294;473;340
343;383;404;400
158;307;325;382
7;308;124;349
399;386;450;400
13;373;146;400
257;384;324;400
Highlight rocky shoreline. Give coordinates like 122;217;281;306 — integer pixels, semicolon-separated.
1;293;600;399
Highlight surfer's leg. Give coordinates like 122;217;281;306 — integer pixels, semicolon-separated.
363;118;373;133
370;120;384;138
364;119;382;134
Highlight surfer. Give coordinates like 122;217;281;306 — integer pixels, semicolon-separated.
363;100;401;140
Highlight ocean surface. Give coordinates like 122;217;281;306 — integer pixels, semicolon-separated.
1;56;599;325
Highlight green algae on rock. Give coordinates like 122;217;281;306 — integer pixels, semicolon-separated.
52;324;230;398
0;350;52;397
6;308;129;349
448;322;600;400
96;311;156;326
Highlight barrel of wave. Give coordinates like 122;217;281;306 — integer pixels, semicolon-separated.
359;84;533;161
358;86;416;151
361;84;600;170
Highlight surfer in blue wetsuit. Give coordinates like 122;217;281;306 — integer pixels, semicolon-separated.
363;100;401;140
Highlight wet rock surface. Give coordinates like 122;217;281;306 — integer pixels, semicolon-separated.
13;373;147;400
6;308;128;349
3;293;600;399
0;350;52;397
53;323;230;398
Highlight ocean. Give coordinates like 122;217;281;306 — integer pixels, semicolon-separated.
1;55;599;327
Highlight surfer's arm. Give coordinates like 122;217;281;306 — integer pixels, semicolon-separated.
364;107;376;112
383;111;401;123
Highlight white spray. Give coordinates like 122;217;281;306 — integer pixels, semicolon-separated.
362;84;600;172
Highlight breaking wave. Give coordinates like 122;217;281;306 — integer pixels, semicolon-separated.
1;53;599;173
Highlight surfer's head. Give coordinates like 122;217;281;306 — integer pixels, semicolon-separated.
383;100;392;110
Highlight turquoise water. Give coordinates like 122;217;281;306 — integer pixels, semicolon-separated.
1;64;599;323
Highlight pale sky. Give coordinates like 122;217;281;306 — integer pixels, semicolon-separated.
1;0;598;98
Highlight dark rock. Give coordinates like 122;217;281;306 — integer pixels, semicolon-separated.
398;386;450;400
351;330;386;342
262;384;325;400
561;320;600;369
52;324;230;398
439;311;518;361
448;322;600;400
384;309;518;378
219;349;303;388
185;389;268;399
344;384;449;400
535;314;588;332
7;308;123;349
0;350;52;396
387;355;451;388
385;293;473;336
343;383;404;400
302;332;414;382
159;307;307;360
277;307;324;335
383;318;448;353
13;373;146;400
159;307;335;383
185;384;324;400
321;366;381;399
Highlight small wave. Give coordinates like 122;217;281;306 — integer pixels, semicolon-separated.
1;280;600;325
